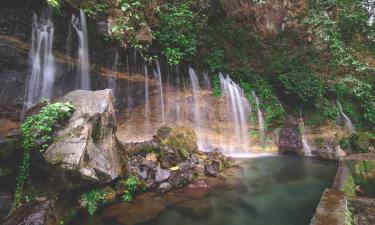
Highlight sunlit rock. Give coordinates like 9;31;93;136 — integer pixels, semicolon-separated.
43;89;123;190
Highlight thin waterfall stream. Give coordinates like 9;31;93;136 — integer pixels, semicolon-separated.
71;9;90;90
253;91;265;147
337;101;355;133
25;9;55;107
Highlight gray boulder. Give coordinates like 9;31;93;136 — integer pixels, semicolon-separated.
155;167;171;183
43;90;123;190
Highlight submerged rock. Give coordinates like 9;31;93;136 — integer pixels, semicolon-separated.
158;182;172;192
42;90;123;190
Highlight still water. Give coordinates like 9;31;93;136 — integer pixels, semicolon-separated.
70;156;337;225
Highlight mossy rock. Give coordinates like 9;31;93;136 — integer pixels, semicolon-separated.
156;127;198;160
349;132;370;153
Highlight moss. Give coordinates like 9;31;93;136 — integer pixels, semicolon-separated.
349;132;370;153
91;116;102;140
343;174;356;196
345;159;375;195
0;166;12;177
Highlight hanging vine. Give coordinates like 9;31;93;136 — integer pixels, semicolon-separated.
13;101;75;208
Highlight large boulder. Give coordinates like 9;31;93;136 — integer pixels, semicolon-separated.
43;90;123;190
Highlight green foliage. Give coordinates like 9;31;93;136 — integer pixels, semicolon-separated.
155;1;203;65
212;75;221;97
305;0;375;72
83;1;109;17
269;51;323;102
47;0;61;9
349;132;370;153
79;189;106;215
204;48;225;72
119;176;145;203
241;74;286;131
278;71;322;102
335;75;375;128
345;201;354;225
13;101;75;208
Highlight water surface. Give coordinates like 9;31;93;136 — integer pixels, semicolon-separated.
70;156;337;225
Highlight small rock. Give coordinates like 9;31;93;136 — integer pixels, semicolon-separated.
145;153;157;162
205;161;220;177
335;146;346;158
191;153;199;164
169;171;187;188
145;179;156;189
158;182;172;192
155;167;171;183
192;164;205;177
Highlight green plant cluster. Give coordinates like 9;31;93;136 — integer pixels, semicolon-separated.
13;101;75;208
269;51;323;102
47;0;62;9
83;0;109;17
79;189;106;215
119;176;145;202
341;132;370;153
335;75;375;128
155;1;204;65
305;0;375;72
241;75;286;131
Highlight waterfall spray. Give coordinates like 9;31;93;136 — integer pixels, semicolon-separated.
219;74;251;153
108;49;119;94
253;91;265;147
154;61;165;123
189;67;202;142
25;10;55;107
299;110;312;156
337;101;355;133
71;9;90;90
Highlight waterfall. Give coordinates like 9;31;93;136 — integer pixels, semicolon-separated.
108;49;119;94
203;70;211;89
252;91;265;147
154;61;165;123
337;101;355;133
25;10;55;107
71;9;90;90
219;74;251;153
189;67;202;143
144;66;150;128
299;110;312;156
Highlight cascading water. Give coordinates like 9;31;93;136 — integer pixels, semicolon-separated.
189;67;202;143
253;91;265;147
299;110;312;156
25;10;55;107
203;70;211;89
337;101;355;133
108;49;119;94
144;65;150;132
219;74;251;153
71;9;90;90
154;61;165;123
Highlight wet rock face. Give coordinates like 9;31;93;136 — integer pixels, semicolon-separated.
3;200;51;225
278;124;303;155
0;193;12;223
42;89;123;190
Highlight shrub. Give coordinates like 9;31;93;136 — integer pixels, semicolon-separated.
349;132;370;153
155;1;204;65
79;189;106;215
13;101;74;208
